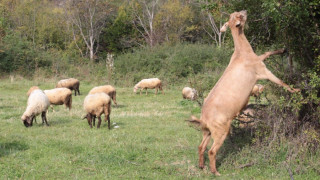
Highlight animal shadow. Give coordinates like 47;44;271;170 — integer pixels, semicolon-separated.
0;139;29;157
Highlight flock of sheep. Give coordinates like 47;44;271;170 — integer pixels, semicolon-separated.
21;77;167;129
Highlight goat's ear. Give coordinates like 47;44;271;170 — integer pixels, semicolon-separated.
220;22;229;32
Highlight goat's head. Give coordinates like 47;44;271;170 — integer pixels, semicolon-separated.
220;10;247;32
21;115;33;127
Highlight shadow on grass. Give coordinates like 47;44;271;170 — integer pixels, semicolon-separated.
0;139;29;157
113;104;127;108
215;127;254;169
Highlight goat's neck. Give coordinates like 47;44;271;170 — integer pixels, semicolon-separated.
231;28;254;54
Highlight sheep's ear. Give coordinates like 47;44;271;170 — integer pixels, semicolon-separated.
220;22;229;32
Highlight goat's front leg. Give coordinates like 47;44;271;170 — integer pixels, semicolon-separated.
264;69;300;93
259;49;285;61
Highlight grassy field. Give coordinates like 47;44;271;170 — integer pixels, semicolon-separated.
0;79;318;179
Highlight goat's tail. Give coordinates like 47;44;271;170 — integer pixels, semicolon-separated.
187;115;208;130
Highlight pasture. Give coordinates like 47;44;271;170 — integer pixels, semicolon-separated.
0;79;318;179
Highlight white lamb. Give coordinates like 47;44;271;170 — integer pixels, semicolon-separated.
21;87;50;127
182;87;198;100
133;78;163;95
88;85;117;106
83;93;112;129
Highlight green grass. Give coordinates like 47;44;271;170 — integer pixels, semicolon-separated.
0;79;318;179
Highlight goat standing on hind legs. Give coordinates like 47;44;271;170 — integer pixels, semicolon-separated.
189;10;300;176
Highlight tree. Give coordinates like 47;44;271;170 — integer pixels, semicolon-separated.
65;0;112;61
130;0;160;47
154;0;193;43
199;0;228;47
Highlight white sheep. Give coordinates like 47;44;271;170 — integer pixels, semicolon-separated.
182;87;198;100
133;78;163;95
56;78;80;96
44;88;72;111
83;93;112;129
88;85;117;106
21;87;50;127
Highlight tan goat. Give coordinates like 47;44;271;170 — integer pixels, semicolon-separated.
189;10;299;176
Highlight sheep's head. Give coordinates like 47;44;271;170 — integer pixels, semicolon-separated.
21;115;33;127
220;10;247;32
133;86;138;93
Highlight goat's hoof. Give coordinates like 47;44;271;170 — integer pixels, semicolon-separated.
211;170;221;176
282;48;287;54
199;164;205;169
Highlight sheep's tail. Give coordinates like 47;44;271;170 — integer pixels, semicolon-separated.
112;91;117;106
187;115;208;130
66;94;72;110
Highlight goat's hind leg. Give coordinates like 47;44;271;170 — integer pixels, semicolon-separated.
198;130;211;169
208;128;229;176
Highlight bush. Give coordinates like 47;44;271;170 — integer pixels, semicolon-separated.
113;43;232;87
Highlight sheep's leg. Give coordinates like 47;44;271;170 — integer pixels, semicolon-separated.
88;114;93;128
107;115;110;129
259;49;285;61
97;116;102;128
198;130;211;169
155;88;158;95
41;112;49;126
93;116;96;127
140;89;142;95
146;88;148;95
263;69;300;93
208;126;229;176
77;88;80;96
113;93;117;107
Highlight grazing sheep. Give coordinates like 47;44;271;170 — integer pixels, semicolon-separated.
88;85;117;106
56;78;80;96
21;87;50;127
83;93;112;129
189;10;299;176
133;78;163;95
44;88;72;111
182;87;198;100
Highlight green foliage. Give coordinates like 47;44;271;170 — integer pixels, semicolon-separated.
113;43;232;86
154;0;194;43
102;4;138;53
0;34;51;76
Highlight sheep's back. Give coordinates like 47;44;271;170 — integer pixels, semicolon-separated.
83;93;111;115
89;85;115;95
56;78;79;88
139;78;161;88
26;90;50;116
44;88;72;104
